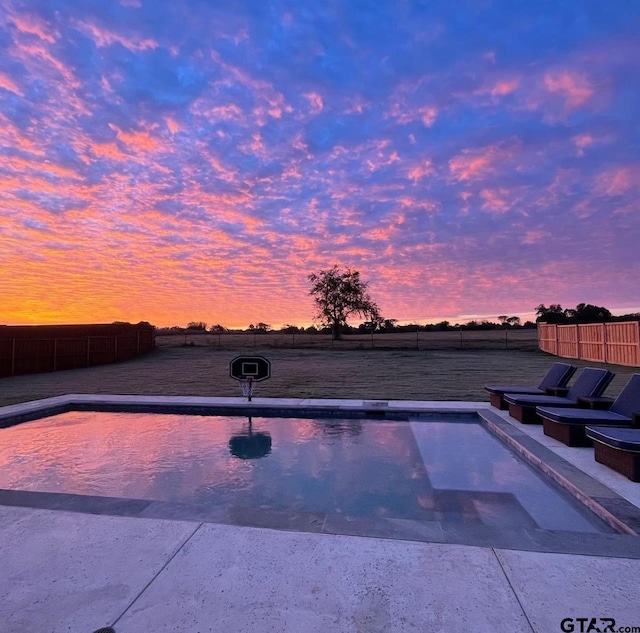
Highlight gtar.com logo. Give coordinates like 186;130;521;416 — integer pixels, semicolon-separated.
561;618;640;633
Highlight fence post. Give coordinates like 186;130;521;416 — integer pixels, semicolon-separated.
114;335;118;361
86;337;91;367
505;329;508;349
53;339;57;372
11;339;15;376
460;330;463;349
292;332;295;349
602;323;608;364
416;327;419;351
137;330;141;354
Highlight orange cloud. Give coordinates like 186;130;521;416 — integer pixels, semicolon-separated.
108;124;163;153
166;118;181;134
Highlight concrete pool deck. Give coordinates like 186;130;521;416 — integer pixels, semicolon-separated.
2;396;640;632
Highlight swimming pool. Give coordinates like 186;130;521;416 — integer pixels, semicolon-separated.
0;410;613;533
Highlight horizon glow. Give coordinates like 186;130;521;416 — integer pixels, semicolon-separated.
1;1;639;329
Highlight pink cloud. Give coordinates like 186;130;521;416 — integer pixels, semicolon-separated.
75;20;158;51
108;124;163;153
480;189;512;215
304;92;324;114
407;160;434;182
210;49;291;121
543;71;594;109
0;72;23;96
166;118;181;134
388;102;438;127
488;78;520;96
593;165;640;197
474;76;520;99
449;144;514;181
344;96;371;115
208;156;238;183
205;104;245;122
87;141;129;162
420;106;438;126
9;12;58;43
572;133;593;156
521;230;549;244
16;42;83;91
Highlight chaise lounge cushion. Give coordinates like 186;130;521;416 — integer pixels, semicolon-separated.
505;393;581;408
586;426;640;452
536;407;631;427
537;375;640;427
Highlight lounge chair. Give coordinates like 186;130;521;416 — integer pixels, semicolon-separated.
585;426;640;481
504;367;615;424
537;374;640;446
485;362;576;410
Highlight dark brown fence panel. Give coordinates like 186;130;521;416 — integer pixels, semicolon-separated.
55;338;90;371
0;340;13;378
13;339;56;375
0;323;155;378
88;336;117;365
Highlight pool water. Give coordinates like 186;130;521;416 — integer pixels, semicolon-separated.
0;411;611;533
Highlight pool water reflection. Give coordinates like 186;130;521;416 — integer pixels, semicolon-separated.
0;411;611;533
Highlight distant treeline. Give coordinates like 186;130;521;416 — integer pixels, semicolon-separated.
156;316;538;337
535;303;640;325
156;302;640;337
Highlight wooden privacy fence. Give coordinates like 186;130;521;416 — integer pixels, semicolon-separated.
538;321;640;367
0;323;155;378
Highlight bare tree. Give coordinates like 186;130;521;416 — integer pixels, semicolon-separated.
308;266;382;339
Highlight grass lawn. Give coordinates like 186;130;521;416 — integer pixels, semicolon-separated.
0;345;636;407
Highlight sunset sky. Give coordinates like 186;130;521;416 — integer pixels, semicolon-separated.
1;0;639;328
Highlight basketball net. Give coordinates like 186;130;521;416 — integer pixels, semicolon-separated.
240;376;254;401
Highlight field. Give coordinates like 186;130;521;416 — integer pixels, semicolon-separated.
0;332;636;407
156;328;540;351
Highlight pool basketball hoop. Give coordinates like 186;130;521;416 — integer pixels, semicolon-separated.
229;355;271;401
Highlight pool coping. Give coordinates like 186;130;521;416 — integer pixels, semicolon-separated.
1;393;640;557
